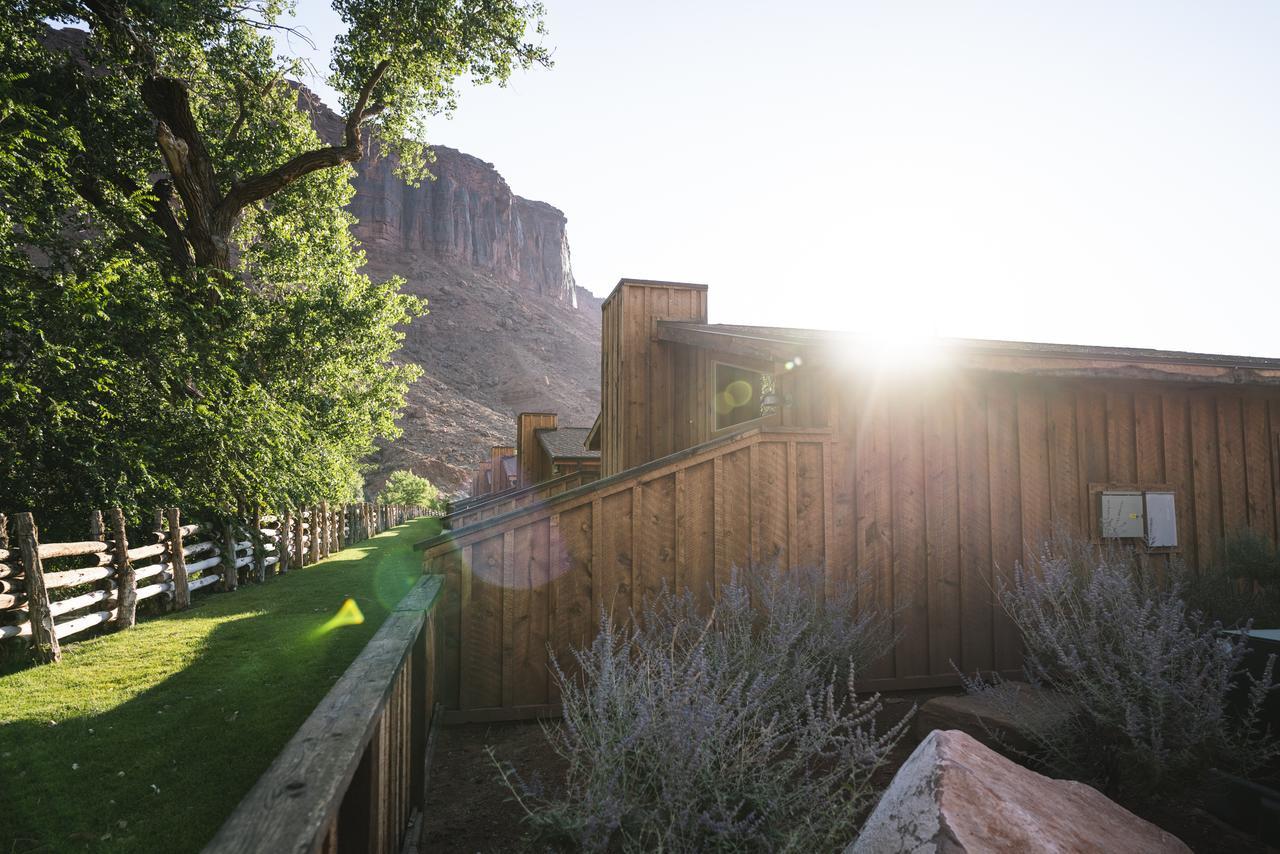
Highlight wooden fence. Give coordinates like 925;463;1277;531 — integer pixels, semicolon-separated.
419;426;835;721
205;575;442;854
0;502;427;664
443;469;600;530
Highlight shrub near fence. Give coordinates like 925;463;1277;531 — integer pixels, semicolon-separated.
0;502;429;665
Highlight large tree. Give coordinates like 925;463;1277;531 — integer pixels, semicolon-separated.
1;0;548;532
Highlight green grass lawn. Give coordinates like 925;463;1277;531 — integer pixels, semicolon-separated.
0;516;442;854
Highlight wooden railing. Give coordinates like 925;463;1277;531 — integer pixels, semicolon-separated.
418;426;837;721
205;575;443;854
0;502;427;663
443;469;600;530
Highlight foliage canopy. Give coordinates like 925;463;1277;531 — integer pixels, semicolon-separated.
1;0;549;533
378;469;440;508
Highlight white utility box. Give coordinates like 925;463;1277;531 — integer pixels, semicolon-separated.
1100;491;1144;538
1144;491;1178;548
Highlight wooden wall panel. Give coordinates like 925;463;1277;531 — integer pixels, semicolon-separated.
637;475;677;605
1106;391;1137;483
505;523;550;707
549;505;593;701
598;491;633;619
1190;394;1223;565
1017;386;1052;568
751;442;789;568
956;382;994;674
680;461;716;606
795;442;826;572
1046;387;1081;534
461;536;504;709
1217;396;1248;536
1162;393;1198;567
1243;397;1274;539
854;392;894;680
924;387;960;676
717;447;752;588
1134;392;1165;483
890;392;928;678
987;384;1023;673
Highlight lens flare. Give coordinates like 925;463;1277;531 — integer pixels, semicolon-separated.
314;597;365;636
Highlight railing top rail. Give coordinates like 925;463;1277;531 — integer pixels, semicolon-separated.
416;425;835;556
203;574;443;854
443;470;594;522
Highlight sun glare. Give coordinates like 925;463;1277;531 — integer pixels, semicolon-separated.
832;330;949;376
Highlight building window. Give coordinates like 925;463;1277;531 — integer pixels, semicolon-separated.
1095;486;1178;549
714;362;766;431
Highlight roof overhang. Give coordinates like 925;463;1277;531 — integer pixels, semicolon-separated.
655;321;1280;387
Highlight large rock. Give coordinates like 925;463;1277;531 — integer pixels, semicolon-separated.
849;729;1190;853
914;683;1072;756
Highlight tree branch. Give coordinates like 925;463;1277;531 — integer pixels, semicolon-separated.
218;59;391;217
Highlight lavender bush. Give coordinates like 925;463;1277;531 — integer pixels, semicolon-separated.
496;566;909;852
962;537;1279;798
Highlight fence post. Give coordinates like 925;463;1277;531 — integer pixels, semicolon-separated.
251;503;265;583
294;509;306;568
335;504;345;552
309;506;320;564
110;507;137;630
166;508;190;610
16;513;59;663
89;510;114;621
222;519;239;592
320;500;331;559
279;509;291;574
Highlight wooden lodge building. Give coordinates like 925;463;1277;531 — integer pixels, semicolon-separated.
421;277;1280;721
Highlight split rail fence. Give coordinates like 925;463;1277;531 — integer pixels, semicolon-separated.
0;502;427;664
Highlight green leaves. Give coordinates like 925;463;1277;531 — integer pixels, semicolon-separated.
378;470;441;507
0;0;508;534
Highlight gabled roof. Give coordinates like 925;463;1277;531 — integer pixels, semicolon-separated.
501;456;518;479
537;426;599;460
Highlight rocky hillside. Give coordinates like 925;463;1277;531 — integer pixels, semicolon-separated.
303;89;602;495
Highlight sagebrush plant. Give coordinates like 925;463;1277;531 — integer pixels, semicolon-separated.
495;566;908;852
962;536;1279;799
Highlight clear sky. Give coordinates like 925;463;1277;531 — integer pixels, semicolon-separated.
280;1;1280;356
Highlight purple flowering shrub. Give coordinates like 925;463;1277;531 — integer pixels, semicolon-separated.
496;566;909;852
962;537;1279;798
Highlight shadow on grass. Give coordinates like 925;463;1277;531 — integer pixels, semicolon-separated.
0;518;440;854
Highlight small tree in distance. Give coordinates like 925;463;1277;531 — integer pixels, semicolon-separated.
379;470;441;509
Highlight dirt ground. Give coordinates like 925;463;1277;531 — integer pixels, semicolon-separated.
422;692;1271;853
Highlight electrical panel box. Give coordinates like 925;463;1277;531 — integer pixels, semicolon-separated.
1100;491;1144;538
1145;491;1178;548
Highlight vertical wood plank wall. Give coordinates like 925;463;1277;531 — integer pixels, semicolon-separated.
832;372;1280;682
426;428;835;716
428;372;1280;716
516;414;557;488
601;281;708;476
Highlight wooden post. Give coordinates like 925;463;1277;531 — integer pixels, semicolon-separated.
109;507;137;630
167;507;191;610
222;519;239;592
251;503;265;583
293;509;306;568
335;504;345;552
309;506;320;564
279;509;291;574
319;500;330;559
16;513;59;663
